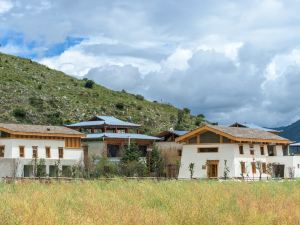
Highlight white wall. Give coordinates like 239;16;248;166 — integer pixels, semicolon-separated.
0;138;83;160
178;143;281;179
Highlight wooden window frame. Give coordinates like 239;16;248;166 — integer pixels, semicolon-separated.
19;146;25;158
58;147;64;159
262;162;267;173
260;146;265;155
239;145;244;155
0;145;5;157
46;146;51;158
250;149;254;155
197;147;218;153
240;161;246;174
251;162;256;174
32;146;38;158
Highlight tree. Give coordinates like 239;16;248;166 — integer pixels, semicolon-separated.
121;143;141;163
189;163;195;179
256;161;263;180
149;144;165;177
120;144;147;177
223;160;230;180
84;79;95;89
183;108;190;114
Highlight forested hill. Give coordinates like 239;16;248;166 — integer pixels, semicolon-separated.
0;52;204;134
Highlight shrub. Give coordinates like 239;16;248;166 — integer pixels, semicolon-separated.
115;102;125;110
150;144;165;177
29;96;44;109
120;161;147;177
183;107;191;114
13;108;26;119
84;80;95;89
135;94;144;101
95;158;119;178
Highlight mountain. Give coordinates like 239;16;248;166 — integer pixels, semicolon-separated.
276;120;300;142
0;52;203;134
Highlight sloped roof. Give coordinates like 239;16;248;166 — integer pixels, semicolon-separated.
85;133;161;141
157;130;188;138
230;122;281;133
0;123;84;137
67;116;140;128
176;124;290;144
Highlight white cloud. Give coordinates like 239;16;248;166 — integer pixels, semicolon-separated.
0;0;13;14
3;0;300;127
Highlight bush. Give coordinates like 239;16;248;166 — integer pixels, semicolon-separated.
135;94;144;101
120;161;147;177
95;158;119;178
13;108;26;119
29;96;44;109
150;144;165;177
84;80;95;89
183;107;190;114
115;102;125;110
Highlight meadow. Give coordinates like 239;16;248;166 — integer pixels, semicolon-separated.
0;180;300;225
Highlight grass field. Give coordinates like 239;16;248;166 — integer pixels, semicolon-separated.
0;180;299;225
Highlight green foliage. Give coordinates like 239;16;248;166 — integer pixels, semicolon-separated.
183;107;190;114
0;52;203;134
189;163;195;179
121;144;141;163
115;102;125;110
120;161;147;177
13;108;26;119
84;79;95;89
95;157;119;178
150;144;165;177
36;159;47;178
135;94;144;101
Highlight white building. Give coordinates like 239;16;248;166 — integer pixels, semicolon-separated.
176;124;300;179
0;123;85;178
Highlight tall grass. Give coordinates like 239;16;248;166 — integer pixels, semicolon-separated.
0;180;300;225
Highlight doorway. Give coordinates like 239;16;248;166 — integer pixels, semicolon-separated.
273;164;285;178
207;160;219;178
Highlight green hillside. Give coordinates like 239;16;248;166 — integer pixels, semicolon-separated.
0;52;204;134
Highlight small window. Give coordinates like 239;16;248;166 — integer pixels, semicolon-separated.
240;162;246;174
260;146;265;155
58;147;64;159
251;162;256;174
19;146;25;158
239;145;244;154
262;163;267;173
32;146;38;158
178;150;182;156
197;147;218;153
0;146;4;157
46;147;51;158
250;149;254;155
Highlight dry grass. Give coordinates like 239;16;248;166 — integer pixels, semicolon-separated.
0;180;300;225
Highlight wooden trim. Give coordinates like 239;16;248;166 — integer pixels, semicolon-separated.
175;125;290;144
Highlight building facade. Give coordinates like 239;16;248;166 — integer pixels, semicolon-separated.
66;116;160;164
176;124;300;179
0;123;85;178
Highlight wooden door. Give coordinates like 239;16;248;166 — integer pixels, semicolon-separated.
207;160;219;178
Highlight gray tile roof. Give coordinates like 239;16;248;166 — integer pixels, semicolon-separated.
0;123;84;136
67;116;140;127
207;124;288;141
85;133;161;140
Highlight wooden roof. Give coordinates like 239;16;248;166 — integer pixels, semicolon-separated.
176;124;290;144
0;123;85;137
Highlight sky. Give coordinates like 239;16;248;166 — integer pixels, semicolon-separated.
1;0;300;127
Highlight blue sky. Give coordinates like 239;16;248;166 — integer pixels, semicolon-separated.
1;0;300;127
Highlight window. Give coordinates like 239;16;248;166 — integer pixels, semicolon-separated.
260;146;265;155
268;145;276;156
107;145;121;157
178;150;182;156
262;163;267;173
239;145;244;154
250;149;254;155
251;162;256;174
46;147;51;158
58;147;64;159
19;146;25;158
0;146;4;157
197;147;218;153
65;138;81;148
32;146;38;158
240;162;246;174
187;136;197;144
282;145;288;156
